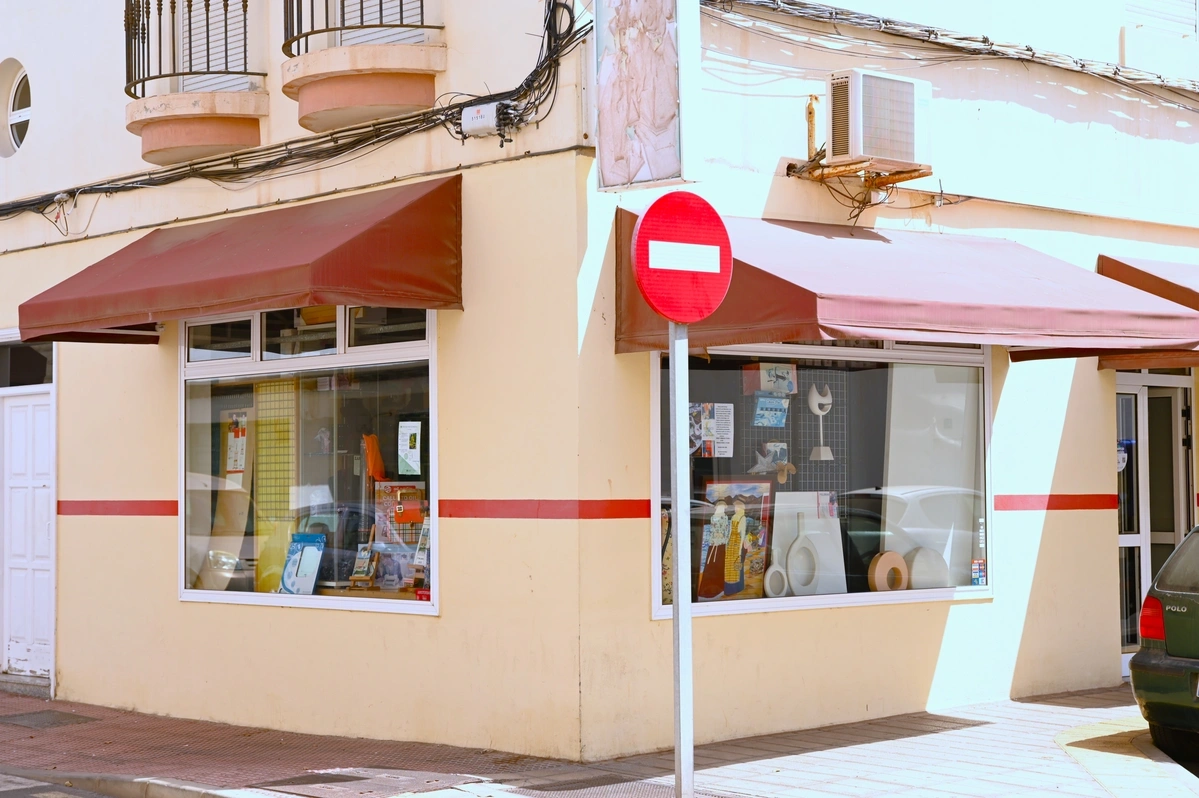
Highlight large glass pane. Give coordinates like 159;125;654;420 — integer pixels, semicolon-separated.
1148;395;1176;537
0;343;52;387
1120;546;1142;651
349;307;426;347
185;361;431;601
262;307;338;359
188;320;251;362
659;356;985;604
1117;393;1139;535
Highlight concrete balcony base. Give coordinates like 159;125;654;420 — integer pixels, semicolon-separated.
126;92;269;166
282;44;446;133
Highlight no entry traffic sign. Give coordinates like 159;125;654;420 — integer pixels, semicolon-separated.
631;192;733;324
631;191;734;798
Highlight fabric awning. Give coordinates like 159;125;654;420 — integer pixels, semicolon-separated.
19;175;462;343
615;209;1199;354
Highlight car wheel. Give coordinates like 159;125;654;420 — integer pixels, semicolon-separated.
1150;722;1199;760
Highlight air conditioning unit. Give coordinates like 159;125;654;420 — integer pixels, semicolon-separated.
826;69;931;171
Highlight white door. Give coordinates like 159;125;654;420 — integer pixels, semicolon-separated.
1116;377;1194;677
2;393;53;677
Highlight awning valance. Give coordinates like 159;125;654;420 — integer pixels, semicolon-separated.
615;209;1199;354
19;175;462;343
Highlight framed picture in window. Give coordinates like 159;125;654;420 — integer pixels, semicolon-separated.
698;479;772;601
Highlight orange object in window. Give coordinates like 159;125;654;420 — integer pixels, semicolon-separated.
362;433;386;481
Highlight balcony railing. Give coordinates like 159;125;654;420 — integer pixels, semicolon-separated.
283;0;440;58
125;0;268;99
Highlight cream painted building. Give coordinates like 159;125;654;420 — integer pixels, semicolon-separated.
1;0;1199;763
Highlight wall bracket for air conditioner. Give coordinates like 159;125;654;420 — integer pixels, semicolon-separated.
786;159;933;188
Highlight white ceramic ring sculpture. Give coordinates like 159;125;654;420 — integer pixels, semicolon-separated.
764;564;789;598
786;535;821;596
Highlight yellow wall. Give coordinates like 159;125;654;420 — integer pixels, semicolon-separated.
51;155;586;759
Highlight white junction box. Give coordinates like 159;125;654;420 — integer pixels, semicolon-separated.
461;102;500;138
827;69;931;171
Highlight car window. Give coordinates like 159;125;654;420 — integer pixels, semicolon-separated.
1156;531;1199;593
917;493;978;530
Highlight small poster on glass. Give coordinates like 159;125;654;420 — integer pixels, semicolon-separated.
280;533;326;595
398;421;421;475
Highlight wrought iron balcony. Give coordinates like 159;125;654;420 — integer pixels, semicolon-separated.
283;1;440;57
124;0;268;99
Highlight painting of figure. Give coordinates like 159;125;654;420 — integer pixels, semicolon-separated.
702;480;772;601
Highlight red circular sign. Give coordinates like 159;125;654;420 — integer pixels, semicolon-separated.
632;192;733;324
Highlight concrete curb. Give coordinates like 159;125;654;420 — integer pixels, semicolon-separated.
1131;732;1199;793
0;768;294;798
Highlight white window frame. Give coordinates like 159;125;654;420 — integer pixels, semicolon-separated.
7;70;29;150
648;341;994;621
178;308;438;616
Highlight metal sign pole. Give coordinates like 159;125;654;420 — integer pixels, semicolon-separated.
668;320;694;798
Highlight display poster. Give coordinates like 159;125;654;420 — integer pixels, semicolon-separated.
744;362;798;394
398;421;421;475
375;481;425;545
596;0;681;187
698;480;772;602
280;533;326;595
753;391;790;427
225;412;248;481
688;402;733;457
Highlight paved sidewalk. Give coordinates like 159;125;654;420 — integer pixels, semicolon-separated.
0;685;1194;797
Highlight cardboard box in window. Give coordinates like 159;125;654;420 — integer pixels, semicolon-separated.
299;306;337;326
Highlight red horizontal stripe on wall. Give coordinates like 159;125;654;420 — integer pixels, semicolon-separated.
994;494;1118;511
58;500;178;517
439;499;651;520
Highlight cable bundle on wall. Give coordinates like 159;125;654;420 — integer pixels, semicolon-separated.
704;0;1199;113
0;1;590;224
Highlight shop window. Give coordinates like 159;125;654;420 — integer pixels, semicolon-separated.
263;306;339;359
349;307;427;347
658;354;986;608
184;361;431;603
0;342;52;387
188;319;252;362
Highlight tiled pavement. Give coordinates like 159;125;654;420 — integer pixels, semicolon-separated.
0;685;1194;797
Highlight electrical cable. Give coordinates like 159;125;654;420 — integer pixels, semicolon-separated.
0;0;591;223
702;0;1199;114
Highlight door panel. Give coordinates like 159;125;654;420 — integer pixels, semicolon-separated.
3;393;53;677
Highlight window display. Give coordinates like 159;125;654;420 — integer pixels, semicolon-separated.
185;361;431;602
660;354;986;606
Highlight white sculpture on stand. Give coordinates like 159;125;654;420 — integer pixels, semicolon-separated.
808;383;834;461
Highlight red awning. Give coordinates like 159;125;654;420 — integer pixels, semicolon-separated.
19;175;462;343
615;209;1199;354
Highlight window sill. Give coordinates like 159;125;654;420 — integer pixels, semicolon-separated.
651;584;993;620
179;587;439;615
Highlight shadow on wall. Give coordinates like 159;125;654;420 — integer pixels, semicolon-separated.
1009;357;1121;697
700;14;1199;147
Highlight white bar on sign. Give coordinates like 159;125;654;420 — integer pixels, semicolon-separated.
649;241;721;274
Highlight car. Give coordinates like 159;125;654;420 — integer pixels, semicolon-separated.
841;486;985;590
184;472;258;592
1129;528;1199;754
292;502;377;585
